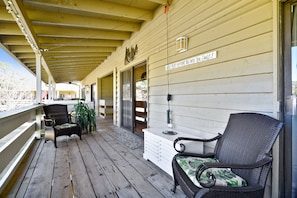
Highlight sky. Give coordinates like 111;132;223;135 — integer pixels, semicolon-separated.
0;48;80;92
0;48;35;79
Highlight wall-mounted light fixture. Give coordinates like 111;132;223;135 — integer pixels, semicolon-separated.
176;36;188;53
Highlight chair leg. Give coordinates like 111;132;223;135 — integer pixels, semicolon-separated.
171;184;177;193
171;179;179;193
171;175;178;193
54;136;57;148
78;131;82;140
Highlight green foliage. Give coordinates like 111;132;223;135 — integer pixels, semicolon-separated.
74;102;96;132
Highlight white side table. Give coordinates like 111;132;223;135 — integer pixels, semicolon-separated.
143;128;204;177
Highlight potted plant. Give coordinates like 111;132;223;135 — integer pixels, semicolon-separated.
74;102;96;133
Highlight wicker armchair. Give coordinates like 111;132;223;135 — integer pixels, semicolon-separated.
172;113;283;198
43;104;82;148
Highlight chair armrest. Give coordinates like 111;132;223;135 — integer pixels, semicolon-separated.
175;152;216;159
173;133;222;153
44;117;55;126
195;153;273;188
67;113;73;123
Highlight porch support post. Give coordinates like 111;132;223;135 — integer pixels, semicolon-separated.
35;52;42;139
36;53;42;103
113;67;118;126
53;83;56;99
48;77;52;101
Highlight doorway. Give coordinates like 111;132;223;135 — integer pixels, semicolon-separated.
91;83;96;110
282;1;297;197
98;74;114;120
133;64;147;135
121;62;147;134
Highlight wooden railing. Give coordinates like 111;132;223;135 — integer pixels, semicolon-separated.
0;104;44;194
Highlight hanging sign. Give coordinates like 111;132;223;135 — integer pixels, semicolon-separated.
165;51;217;70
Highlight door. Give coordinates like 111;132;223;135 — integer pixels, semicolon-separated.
121;69;133;130
91;83;96;110
121;64;147;133
283;1;297;197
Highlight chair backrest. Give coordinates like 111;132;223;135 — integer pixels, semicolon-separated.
43;104;69;125
214;113;283;186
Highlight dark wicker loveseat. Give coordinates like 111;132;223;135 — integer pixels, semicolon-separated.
171;113;283;198
43;104;82;148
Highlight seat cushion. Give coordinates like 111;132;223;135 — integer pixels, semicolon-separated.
176;156;247;188
54;123;78;130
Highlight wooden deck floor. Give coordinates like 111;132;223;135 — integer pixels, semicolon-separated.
2;118;186;198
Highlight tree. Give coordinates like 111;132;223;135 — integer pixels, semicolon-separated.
0;62;35;112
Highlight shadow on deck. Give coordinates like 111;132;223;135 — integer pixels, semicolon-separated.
2;117;186;198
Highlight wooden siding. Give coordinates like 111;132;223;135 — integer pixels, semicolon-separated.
84;0;275;141
101;75;113;99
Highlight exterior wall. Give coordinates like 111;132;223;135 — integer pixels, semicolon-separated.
100;75;113;100
150;0;275;148
84;0;276;137
83;0;278;195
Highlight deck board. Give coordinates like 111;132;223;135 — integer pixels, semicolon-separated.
24;140;56;197
92;132;163;197
76;137;116;197
51;140;72;198
2;118;186;198
85;135;133;193
68;138;97;198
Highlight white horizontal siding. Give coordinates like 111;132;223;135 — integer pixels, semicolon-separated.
146;0;274;137
84;0;275;139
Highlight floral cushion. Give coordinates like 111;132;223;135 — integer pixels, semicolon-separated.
176;156;247;188
54;123;77;130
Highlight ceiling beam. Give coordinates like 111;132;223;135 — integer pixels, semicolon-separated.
27;9;141;32
48;61;101;67
46;57;106;63
42;46;116;53
38;37;123;47
0;6;15;21
42;52;111;58
147;0;170;5
46;61;104;65
34;24;131;40
0;23;23;35
21;58;35;63
0;35;28;45
15;52;36;58
10;45;34;53
49;65;100;70
26;0;154;21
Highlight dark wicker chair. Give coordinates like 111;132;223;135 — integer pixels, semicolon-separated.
172;113;283;198
43;104;82;148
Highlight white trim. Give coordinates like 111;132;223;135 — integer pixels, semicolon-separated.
272;0;282;197
0;134;36;193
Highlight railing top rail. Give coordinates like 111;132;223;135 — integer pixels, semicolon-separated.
0;104;44;120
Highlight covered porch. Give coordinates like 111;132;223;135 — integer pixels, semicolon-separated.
2;117;185;197
1;0;296;197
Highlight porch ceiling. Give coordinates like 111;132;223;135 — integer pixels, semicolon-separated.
0;0;167;83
